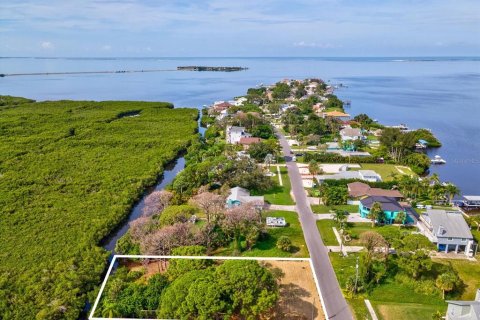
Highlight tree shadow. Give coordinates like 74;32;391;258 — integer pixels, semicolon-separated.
274;283;319;319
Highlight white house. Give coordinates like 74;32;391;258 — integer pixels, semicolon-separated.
446;289;480;320
316;169;382;184
232;97;247;106
226;126;251;144
340;127;363;141
226;187;264;208
419;209;476;256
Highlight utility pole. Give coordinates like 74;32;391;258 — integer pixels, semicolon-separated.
354;256;359;294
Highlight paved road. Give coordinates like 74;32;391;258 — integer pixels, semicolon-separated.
277;131;354;320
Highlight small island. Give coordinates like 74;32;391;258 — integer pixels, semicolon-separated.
177;66;248;72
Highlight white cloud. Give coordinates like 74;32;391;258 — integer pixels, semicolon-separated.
101;44;111;51
293;41;336;48
40;41;54;49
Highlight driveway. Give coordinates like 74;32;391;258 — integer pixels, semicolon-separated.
277;130;354;320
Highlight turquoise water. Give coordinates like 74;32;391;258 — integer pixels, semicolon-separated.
1;57;479;194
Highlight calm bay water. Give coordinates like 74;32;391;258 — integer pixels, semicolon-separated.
1;57;479;194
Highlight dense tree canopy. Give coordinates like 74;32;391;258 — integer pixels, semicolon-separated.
0;98;198;319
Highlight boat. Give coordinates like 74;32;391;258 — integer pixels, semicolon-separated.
431;155;446;164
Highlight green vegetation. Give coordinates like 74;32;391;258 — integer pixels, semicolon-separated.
311;204;358;214
0;97;198;319
354;163;416;180
373;301;444;320
96;257;279;319
0;95;35;106
216;210;308;257
329;253;448;320
316;220;339;246
433;258;480;300
254;166;294;205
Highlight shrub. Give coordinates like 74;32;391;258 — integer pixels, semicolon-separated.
276;236;293;252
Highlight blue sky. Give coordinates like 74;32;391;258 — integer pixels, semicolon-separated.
1;0;479;57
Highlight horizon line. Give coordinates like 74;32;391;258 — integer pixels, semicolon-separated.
1;55;480;59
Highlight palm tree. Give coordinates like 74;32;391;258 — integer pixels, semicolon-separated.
333;209;348;227
394;211;407;225
436;272;457;299
308;160;320;176
444;183;460;205
367;202;383;227
102;302;121;318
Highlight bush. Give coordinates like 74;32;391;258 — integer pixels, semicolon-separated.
276;236;293;252
304;152;378;164
159;205;197;226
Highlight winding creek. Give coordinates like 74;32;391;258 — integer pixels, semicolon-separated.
101;120;204;253
101;156;186;252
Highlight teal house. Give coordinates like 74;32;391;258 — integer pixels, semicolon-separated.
359;196;413;224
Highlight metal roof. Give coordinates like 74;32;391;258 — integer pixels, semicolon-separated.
360;196;405;212
423;209;473;239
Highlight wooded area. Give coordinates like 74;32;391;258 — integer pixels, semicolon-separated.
0;97;198;319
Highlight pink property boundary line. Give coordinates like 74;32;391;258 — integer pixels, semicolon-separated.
89;255;328;320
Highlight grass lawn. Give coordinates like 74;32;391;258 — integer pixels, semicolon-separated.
311;204;358;214
350;163;416;181
372;301;444;320
329;253;447;320
316;220;339;246
254;166;295;205
215;210;308;258
471;228;480;243
433;258;480;300
345;223;417;246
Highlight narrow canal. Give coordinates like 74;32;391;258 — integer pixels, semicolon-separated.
101;113;203;253
101;157;186;252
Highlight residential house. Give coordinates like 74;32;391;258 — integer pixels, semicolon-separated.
419;209;476;256
316;169;382;184
360;196;412;224
347;182;403;200
232;97;247;106
458;195;480;213
226;187;265;208
213;101;232;112
322;110;351;121
226;126;251;144
305;82;318;95
239;137;262;150
313;103;325;114
340;126;363;141
446;289;480;320
326;142;341;151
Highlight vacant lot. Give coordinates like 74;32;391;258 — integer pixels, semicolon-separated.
216;210;309;258
350;163;416;181
266;260;325;320
255;166;295;205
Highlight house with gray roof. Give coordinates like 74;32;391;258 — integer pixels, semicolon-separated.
226;126;251;144
446;289;480;320
226;187;264;209
316;169;382;184
340;127;363;141
420;209;476;256
359;195;412;224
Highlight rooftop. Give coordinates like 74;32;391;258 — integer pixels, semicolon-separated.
228;126;246;133
239;137;262;145
423;209;474;239
324;110;351;117
360;196;405;212
227;186;264;205
464;195;480;201
348;182;403;198
340;127;362;137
